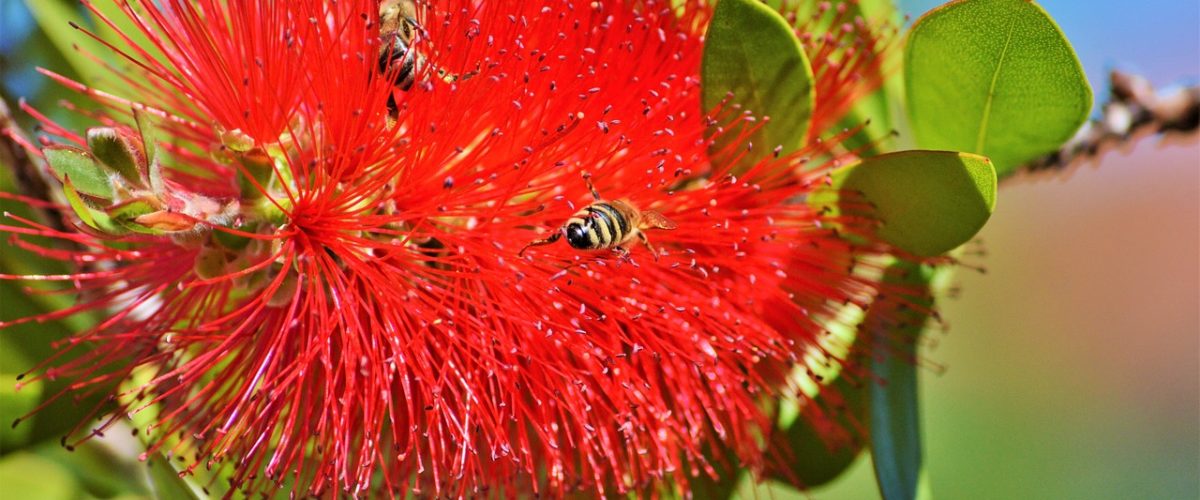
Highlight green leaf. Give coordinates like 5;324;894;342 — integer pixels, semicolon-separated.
114;202;175;235
89;0;165;70
61;176;99;229
0;451;81;499
30;439;150;498
0;278;109;450
106;197;159;222
768;303;866;487
43;146;113;200
904;0;1092;177
687;464;741;500
0;337;44;451
836;150;996;257
134;110;165;194
702;0;814;172
773;374;867;488
870;341;921;500
867;262;934;500
23;0;109;87
87;127;145;187
63;177;126;235
147;452;203;500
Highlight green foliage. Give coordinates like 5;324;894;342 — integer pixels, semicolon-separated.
0;451;80;499
0;337;43;450
905;0;1092;177
87;127;145;187
23;0;107;88
837;151;997;257
0;279;101;450
867;263;935;500
134;110;165;194
106;197;160;222
147;453;203;500
0;135;102;453
832;0;905;156
702;0;815;173
774;374;868;488
2;0;1102;497
62;176;109;231
43;147;112;200
32;439;152;499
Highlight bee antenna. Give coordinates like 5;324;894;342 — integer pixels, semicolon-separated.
581;172;601;200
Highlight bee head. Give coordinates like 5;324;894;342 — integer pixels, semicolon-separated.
565;223;591;250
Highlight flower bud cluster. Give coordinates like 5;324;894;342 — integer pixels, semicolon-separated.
43;115;238;236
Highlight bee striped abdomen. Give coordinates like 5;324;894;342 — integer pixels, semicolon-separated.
379;36;419;91
565;203;630;250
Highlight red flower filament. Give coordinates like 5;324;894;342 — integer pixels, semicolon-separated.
1;0;901;496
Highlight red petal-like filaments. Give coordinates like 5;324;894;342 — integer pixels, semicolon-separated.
2;0;899;496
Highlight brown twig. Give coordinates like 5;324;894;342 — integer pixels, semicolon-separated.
1016;70;1199;179
0;96;68;233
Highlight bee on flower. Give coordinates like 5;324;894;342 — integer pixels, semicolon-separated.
1;0;899;496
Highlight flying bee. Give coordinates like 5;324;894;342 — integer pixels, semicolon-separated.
519;173;678;260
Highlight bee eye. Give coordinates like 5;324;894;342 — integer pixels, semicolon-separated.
566;225;590;248
402;24;412;39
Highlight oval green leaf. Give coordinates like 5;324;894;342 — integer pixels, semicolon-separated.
905;0;1092;178
772;374;867;488
870;336;922;500
43;146;113;200
768;282;869;487
702;0;814;172
838;150;996;257
867;262;934;500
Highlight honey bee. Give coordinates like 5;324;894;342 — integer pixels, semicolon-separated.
519;173;678;260
378;0;423;94
377;0;477;110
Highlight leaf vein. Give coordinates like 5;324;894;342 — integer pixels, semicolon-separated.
975;14;1018;154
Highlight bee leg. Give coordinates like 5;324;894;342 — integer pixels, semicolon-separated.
518;231;561;256
612;245;632;263
637;232;660;262
581;172;601;201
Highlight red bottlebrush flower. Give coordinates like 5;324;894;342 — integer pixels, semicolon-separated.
2;0;897;496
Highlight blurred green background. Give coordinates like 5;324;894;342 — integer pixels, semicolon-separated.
1;0;1197;499
781;0;1200;498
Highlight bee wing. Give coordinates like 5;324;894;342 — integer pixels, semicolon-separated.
641;210;677;230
